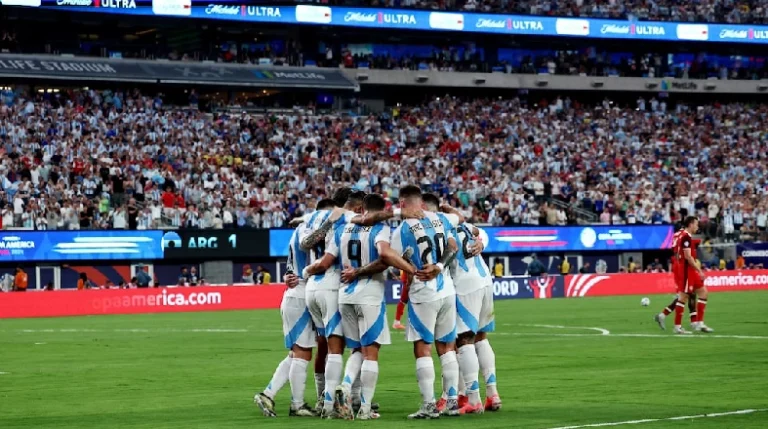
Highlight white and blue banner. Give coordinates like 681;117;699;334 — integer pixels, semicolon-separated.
15;1;768;44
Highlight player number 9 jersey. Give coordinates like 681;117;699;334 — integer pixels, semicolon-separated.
335;222;391;305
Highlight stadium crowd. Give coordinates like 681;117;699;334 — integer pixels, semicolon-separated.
329;0;768;24
0;88;767;238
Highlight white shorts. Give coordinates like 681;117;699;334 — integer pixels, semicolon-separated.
456;287;495;334
340;302;391;348
281;296;316;350
306;289;342;338
406;295;457;344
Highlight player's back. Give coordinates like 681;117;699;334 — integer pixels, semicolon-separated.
337;222;390;304
393;211;455;304
286;224;311;298
449;222;491;295
303;209;350;291
672;229;693;269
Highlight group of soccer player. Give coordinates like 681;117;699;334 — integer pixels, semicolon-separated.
654;216;715;335
253;186;502;420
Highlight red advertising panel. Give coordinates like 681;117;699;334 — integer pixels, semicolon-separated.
0;285;286;319
565;270;768;297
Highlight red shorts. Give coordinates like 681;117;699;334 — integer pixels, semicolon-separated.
675;268;703;294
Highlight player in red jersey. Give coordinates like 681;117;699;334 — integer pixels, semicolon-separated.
654;238;700;330
668;216;714;334
393;269;410;330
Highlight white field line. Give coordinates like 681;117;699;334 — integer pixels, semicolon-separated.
0;371;8;375
545;408;768;429
518;323;611;335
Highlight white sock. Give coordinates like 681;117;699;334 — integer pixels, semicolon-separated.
458;371;466;396
458;344;481;405
324;354;343;411
314;373;325;401
475;339;497;397
263;355;292;399
352;373;362;405
416;356;435;404
341;351;363;390
360;360;379;412
440;373;448;401
289;358;309;408
439;351;459;400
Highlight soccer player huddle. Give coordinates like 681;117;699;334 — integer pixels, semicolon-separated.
254;186;501;420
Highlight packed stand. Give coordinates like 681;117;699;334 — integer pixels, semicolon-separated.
331;0;768;24
1;88;767;236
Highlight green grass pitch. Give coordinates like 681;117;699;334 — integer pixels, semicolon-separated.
1;291;767;429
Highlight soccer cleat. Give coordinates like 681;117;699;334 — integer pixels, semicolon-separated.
458;395;468;408
322;409;342;420
334;385;354;420
407;402;440;420
459;402;484;415
654;313;666;330
289;403;318;417
484;394;502;412
696;323;715;333
393;320;405;330
441;399;461;417
436;397;447;412
356;408;380;420
254;393;277;417
674;326;692;335
371;402;380;412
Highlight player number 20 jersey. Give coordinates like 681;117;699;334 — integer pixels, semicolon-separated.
391;211;459;304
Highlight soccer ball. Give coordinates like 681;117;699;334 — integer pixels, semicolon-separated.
641;297;651;307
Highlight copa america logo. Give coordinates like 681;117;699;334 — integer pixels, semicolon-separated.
527;276;556;299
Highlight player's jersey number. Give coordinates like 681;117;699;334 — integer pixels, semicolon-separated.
456;228;473;260
347;239;362;268
416;233;445;265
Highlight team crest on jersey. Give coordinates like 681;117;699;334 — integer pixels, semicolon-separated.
527;276;556;299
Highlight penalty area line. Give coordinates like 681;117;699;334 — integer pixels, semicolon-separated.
545;408;768;429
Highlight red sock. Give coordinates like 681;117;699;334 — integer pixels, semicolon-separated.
696;299;707;323
674;302;685;326
395;301;405;321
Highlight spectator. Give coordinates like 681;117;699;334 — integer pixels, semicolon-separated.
493;260;504;278
136;267;152;288
559;257;570;275
13;267;27;292
527;254;546;276
579;262;592;274
77;272;90;290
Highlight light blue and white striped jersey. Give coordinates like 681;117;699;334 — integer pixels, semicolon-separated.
449;222;492;295
333;222;391;305
391;211;460;304
286;223;310;298
302;209;358;291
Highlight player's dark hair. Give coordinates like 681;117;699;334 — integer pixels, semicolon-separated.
347;191;367;208
363;194;386;211
399;185;422;200
317;198;337;211
422;193;440;210
683;216;699;228
332;187;353;207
